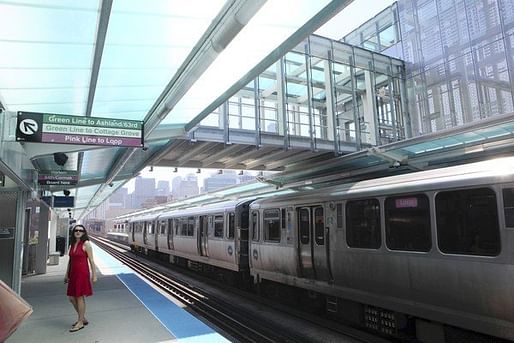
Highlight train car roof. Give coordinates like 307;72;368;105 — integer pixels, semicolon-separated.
157;198;254;219
128;212;159;222
251;156;514;207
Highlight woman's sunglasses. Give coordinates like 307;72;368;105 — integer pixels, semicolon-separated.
74;229;85;233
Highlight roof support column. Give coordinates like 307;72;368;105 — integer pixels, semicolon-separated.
222;101;230;144
387;65;398;142
398;64;411;138
349;53;362;150
304;41;316;151
254;78;262;148
325;49;339;154
364;60;379;146
277;58;289;150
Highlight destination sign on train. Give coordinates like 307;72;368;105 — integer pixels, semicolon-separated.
16;111;144;148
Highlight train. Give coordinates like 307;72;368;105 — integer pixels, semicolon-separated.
123;156;514;342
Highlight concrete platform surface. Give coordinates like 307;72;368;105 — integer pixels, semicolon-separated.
7;242;229;343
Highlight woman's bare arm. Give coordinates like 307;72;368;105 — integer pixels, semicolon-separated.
84;241;97;282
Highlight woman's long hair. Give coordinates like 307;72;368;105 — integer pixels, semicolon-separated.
72;224;90;242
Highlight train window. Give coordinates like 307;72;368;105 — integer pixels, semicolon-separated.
241;210;249;229
188;217;195;236
174;219;180;235
263;209;281;242
160;221;166;235
336;203;343;229
437;188;500;256
180;218;188;236
228;212;235;239
314;207;324;245
346;199;381;249
281;208;286;229
148;222;154;235
251;211;259;241
502;188;514;227
298;208;310;245
214;215;224;238
385;194;431;252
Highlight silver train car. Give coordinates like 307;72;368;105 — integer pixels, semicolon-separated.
129;199;252;277
125;157;514;341
249;157;514;341
106;232;129;244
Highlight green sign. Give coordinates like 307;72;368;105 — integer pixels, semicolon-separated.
16;111;144;148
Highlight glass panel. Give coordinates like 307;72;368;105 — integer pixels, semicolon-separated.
92;0;225;121
437;188;500;256
228;212;235;239
285;52;309;138
214;214;224;238
298;208;310;244
0;1;99;114
503;188;514;227
263;209;280;242
161;0;332;125
336;203;343;229
385;194;431;252
346;199;381;249
251;212;259;241
314;207;324;245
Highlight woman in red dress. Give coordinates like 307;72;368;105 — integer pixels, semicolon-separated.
64;225;97;332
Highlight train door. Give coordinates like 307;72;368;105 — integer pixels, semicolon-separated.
198;215;209;257
143;222;148;245
154;220;159;251
297;206;331;281
167;219;174;250
131;223;135;242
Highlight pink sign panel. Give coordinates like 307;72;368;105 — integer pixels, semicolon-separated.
395;197;418;208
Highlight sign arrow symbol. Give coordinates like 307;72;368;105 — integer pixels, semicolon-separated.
19;119;39;135
24;122;37;134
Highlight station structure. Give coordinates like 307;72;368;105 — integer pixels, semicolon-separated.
1;1;514;340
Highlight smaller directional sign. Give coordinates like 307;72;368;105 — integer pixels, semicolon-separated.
16;111;144;148
38;170;78;186
53;196;75;208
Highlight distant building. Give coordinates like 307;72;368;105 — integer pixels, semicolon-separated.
109;187;128;208
131;176;156;208
156;180;170;196
203;170;238;192
172;174;199;199
238;172;254;184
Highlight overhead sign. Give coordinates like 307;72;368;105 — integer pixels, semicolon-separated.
38;170;78;186
41;196;53;207
16;111;144;148
53;196;75;208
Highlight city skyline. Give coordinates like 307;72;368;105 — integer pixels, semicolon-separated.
123;167;270;194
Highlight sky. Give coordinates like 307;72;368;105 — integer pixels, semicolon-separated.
123;0;396;194
315;0;396;39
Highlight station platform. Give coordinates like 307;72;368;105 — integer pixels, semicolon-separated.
8;243;230;343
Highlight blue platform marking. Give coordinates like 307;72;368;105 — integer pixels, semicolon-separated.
92;243;230;343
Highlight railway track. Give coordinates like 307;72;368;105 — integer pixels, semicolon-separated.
91;235;308;343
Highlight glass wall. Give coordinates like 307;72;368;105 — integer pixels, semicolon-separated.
345;0;514;136
200;35;406;152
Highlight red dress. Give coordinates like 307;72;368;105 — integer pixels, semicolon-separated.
67;241;93;297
